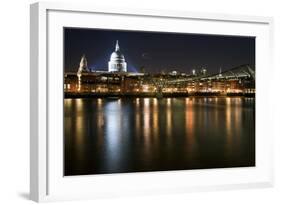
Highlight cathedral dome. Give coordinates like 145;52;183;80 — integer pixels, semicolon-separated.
110;50;125;62
108;40;127;72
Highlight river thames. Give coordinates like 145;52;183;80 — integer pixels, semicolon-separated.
64;97;255;176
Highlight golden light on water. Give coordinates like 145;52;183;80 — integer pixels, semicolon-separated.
144;98;150;107
136;98;140;106
65;98;72;107
153;98;158;106
226;97;231;105
64;97;255;175
225;98;233;153
153;99;159;138
135;98;141;138
143;98;152;155
166;101;172;138
75;98;83;112
167;98;171;106
185;98;195;153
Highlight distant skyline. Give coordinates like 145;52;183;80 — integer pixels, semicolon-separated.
64;28;255;74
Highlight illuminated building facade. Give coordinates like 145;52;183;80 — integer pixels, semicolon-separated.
64;64;255;97
65;44;255;97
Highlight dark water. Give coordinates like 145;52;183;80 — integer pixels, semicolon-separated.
64;97;255;176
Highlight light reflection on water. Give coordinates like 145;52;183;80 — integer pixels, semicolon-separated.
64;97;255;176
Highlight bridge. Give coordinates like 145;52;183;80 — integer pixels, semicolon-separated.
146;64;255;96
201;64;255;81
162;64;255;85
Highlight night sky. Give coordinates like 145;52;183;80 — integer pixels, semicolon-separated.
64;28;255;74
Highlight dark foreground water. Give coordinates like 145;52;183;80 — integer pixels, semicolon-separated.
64;97;255;176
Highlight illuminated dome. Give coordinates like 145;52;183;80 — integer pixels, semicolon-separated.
110;50;125;60
108;40;127;72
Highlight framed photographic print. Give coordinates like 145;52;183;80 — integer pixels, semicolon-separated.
30;2;274;202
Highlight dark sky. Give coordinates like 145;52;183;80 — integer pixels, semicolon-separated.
64;27;255;74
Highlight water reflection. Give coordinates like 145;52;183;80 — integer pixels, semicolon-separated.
135;98;141;138
64;97;255;175
152;98;159;139
185;98;196;154
104;101;122;171
166;98;172;139
143;98;150;139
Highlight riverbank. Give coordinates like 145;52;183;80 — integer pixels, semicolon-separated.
64;92;255;98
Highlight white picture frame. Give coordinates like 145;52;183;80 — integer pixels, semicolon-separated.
30;2;274;202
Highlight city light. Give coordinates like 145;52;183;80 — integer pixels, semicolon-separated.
63;45;255;98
